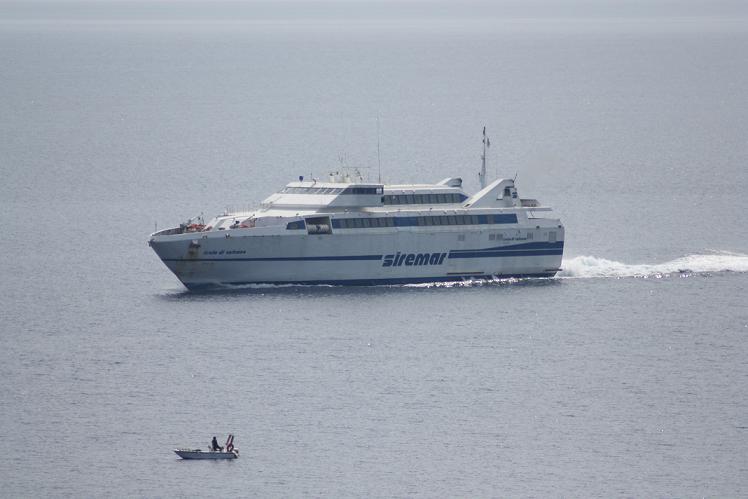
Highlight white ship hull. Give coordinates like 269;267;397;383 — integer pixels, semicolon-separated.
149;164;564;289
150;227;564;289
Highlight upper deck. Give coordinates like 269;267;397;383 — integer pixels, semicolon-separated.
151;175;558;238
259;175;468;211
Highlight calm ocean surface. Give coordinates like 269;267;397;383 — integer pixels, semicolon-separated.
1;2;748;496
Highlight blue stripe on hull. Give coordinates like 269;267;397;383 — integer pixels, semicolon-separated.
162;242;564;263
162;255;383;262
182;272;559;290
449;249;563;259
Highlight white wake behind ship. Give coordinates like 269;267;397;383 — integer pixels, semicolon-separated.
149;136;564;289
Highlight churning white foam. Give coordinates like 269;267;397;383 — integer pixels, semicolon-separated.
559;251;748;278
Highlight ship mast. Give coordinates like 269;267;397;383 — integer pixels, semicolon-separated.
377;114;382;183
479;126;490;189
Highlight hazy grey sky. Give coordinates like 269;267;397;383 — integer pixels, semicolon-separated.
2;0;747;23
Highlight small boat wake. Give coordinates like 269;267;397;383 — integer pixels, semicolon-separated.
559;251;748;279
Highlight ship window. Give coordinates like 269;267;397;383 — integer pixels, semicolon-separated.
354;218;363;228
437;194;447;203
406;194;415;204
417;217;426;226
344;187;377;195
448;216;457;225
305;216;332;235
527;232;534;240
362;218;371;228
286;220;306;230
386;218;395;227
489;234;496;241
439;216;448;225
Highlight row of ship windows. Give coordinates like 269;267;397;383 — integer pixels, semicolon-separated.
286;214;518;230
280;186;382;195
278;188;465;203
489;232;534;240
382;193;467;205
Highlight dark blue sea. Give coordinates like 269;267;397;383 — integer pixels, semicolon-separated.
2;1;748;496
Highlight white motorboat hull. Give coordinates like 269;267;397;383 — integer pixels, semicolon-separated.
174;449;238;460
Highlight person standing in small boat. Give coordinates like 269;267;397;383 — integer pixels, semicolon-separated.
211;436;222;452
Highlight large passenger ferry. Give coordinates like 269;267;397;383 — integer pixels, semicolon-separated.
149;135;564;288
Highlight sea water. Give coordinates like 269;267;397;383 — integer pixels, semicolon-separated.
1;2;747;496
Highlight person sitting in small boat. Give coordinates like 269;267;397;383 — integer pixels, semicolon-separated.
211;436;223;452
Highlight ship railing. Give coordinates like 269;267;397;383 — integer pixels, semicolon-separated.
152;227;184;236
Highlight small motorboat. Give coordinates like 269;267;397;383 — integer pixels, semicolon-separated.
174;448;238;460
175;434;238;460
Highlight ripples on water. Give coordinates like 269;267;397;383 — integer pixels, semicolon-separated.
2;3;748;496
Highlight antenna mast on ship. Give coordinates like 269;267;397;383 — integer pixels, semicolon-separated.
377;114;382;183
479;126;491;189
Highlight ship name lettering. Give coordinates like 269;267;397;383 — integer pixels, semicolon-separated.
382;252;447;267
